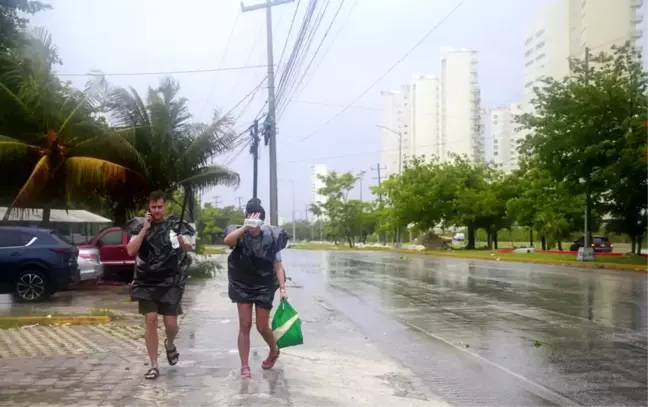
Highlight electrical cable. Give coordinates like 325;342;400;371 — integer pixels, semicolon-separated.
198;10;242;119
57;64;268;77
277;0;345;118
293;0;465;145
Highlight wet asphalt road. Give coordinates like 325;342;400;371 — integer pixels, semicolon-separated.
282;249;648;407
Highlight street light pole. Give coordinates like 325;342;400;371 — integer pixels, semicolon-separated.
376;124;402;248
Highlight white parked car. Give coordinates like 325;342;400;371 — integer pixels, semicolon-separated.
77;247;104;281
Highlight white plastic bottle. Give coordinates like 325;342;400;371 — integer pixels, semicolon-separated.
169;230;180;249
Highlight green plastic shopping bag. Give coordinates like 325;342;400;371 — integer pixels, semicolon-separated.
272;299;304;349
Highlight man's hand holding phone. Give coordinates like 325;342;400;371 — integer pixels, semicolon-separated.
143;212;153;231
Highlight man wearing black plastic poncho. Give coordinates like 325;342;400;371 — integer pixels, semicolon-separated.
123;190;195;381
224;198;288;379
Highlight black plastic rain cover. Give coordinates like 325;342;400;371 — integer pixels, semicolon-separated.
123;216;196;304
226;225;289;309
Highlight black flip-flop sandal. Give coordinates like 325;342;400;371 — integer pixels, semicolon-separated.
165;339;180;366
144;367;159;380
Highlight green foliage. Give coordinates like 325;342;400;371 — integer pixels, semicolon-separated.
519;41;647;252
313;171;375;247
0;0;51;52
197;203;244;244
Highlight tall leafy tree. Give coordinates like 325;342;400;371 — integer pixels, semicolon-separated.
0;30;145;223
99;76;240;223
519;42;647;253
0;0;51;52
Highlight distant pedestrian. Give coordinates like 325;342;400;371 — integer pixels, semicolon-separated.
125;190;195;380
224;198;288;379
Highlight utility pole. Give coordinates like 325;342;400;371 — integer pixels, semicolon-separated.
579;46;594;262
371;163;387;245
249;120;260;198
235;196;244;211
358;170;366;201
241;0;294;226
211;195;222;208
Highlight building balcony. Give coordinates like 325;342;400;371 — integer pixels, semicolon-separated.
633;13;644;24
634;28;644;39
632;0;643;8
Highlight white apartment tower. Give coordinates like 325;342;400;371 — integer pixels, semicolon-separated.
491;103;524;171
380;76;441;177
410;74;441;163
440;47;484;163
379;85;410;178
310;164;328;211
524;0;645;105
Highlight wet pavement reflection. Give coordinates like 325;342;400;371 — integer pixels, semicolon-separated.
282;250;647;406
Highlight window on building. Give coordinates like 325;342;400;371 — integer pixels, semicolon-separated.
535;41;545;49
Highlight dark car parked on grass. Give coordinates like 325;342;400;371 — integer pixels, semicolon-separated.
569;235;614;253
0;226;79;302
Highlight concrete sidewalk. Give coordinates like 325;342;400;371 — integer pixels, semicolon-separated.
118;277;451;406
0;275;450;406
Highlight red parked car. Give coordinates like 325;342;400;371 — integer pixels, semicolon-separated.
78;227;135;281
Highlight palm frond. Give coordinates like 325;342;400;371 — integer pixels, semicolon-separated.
176;124;237;172
69;132;148;178
0;135;40;164
176;165;240;190
65;157;135;203
5;155;50;214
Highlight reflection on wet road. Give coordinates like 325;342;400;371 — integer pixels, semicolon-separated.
284;250;647;406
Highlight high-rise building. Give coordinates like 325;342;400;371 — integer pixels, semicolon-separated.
440;47;484;163
491;103;524;171
410;74;441;163
524;0;645;106
379;85;410;178
310;164;328;209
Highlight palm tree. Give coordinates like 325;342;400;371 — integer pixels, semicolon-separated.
99;76;240;224
0;30;145;224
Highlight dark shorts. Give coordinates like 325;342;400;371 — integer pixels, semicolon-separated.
232;300;273;310
138;299;183;316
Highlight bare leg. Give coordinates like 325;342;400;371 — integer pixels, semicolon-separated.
237;303;254;367
255;306;278;353
163;315;178;348
144;312;159;368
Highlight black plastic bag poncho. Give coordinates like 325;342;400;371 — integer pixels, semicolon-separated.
227;224;289;310
123;216;195;305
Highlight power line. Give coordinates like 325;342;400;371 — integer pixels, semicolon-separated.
276;0;331;112
275;0;319;107
293;0;465;145
58;64;269;77
277;0;347;118
276;0;302;72
198;10;242;119
286;0;358;105
282;138;480;165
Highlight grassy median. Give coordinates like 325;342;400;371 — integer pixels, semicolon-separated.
292;243;648;271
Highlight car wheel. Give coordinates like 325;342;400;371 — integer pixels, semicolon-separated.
14;270;51;302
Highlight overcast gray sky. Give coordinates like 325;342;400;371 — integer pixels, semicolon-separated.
32;0;548;222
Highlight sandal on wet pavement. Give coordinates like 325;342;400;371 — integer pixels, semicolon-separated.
165;339;180;366
241;365;251;379
144;367;159;380
262;349;280;370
